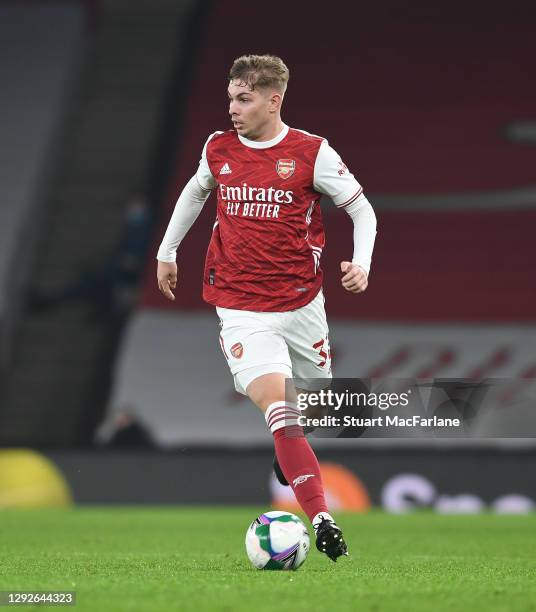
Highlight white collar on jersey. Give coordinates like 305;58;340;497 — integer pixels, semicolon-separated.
237;123;289;149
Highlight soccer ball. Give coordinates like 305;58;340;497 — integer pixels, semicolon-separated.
245;510;310;570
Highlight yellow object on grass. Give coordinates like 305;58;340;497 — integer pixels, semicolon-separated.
0;449;72;508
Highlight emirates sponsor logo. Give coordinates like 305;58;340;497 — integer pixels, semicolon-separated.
230;342;244;359
276;159;296;180
219;183;293;204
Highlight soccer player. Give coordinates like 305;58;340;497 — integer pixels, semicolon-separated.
157;55;377;562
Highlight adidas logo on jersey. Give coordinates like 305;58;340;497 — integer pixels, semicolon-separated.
219;163;232;175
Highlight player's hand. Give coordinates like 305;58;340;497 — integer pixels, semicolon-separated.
340;261;368;294
157;260;177;301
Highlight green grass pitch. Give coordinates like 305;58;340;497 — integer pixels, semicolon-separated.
1;508;535;611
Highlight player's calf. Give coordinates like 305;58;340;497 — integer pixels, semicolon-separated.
273;455;289;486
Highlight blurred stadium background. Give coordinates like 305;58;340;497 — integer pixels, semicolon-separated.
1;0;535;514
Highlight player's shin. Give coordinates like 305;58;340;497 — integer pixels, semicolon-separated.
265;401;333;527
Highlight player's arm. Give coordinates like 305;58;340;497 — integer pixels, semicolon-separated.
339;196;377;293
156;176;212;300
156;135;218;300
313;140;377;294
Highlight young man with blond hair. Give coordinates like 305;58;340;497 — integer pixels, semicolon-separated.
157;54;377;562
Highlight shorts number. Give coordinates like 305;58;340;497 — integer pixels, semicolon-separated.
312;337;330;367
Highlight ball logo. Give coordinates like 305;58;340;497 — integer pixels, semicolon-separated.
276;159;296;180
230;342;244;359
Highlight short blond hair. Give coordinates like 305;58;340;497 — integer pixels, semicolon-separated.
229;54;289;94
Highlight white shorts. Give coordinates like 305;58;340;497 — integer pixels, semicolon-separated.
216;290;332;395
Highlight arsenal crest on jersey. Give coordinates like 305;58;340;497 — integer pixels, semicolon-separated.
276;159;296;180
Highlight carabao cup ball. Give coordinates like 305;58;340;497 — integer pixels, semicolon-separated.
245;510;310;570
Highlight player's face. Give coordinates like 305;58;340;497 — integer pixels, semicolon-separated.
227;80;275;140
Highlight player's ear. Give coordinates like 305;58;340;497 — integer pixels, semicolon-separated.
268;91;283;113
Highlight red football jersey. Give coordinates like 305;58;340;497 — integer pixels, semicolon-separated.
197;125;362;312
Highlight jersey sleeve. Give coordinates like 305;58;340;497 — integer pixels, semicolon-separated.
196;133;220;190
313;140;363;208
156;175;212;262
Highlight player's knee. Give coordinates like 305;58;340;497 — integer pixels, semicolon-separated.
246;372;292;412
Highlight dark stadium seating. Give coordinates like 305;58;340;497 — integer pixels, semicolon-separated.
0;0;198;446
0;3;84;372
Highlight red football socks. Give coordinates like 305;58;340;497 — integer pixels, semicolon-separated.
265;401;329;522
